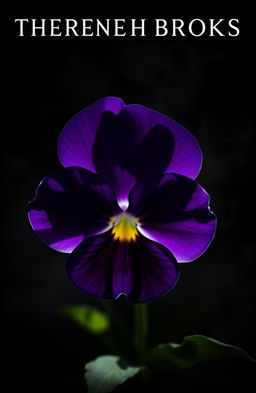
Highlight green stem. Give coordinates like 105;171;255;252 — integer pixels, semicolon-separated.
100;300;130;340
134;304;147;365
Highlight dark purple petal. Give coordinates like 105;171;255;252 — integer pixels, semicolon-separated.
93;104;202;202
58;97;125;171
67;231;179;303
127;173;216;262
28;167;121;253
58;97;202;204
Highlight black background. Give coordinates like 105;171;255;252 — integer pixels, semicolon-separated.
4;9;255;393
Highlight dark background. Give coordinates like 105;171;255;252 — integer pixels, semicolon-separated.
4;11;255;393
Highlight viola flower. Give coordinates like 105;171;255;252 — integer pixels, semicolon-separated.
28;97;216;303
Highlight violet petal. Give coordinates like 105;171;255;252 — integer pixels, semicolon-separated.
93;104;202;202
127;173;216;262
58;97;202;203
67;231;179;303
58;96;125;172
28;167;121;253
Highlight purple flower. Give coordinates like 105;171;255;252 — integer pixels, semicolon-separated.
28;97;216;303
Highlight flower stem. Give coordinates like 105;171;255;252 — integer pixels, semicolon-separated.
134;304;147;365
101;300;130;340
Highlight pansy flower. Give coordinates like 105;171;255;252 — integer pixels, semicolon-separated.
28;97;216;303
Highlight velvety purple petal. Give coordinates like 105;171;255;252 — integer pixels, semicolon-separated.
67;231;179;303
93;104;202;202
58;97;125;171
28;167;121;253
127;173;216;262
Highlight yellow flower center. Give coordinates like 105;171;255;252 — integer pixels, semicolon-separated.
110;213;139;242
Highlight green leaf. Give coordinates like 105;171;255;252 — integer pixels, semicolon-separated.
85;355;143;393
148;335;255;370
60;305;110;334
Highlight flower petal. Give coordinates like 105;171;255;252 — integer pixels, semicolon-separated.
58;98;202;204
127;173;216;262
28;167;121;253
58;96;125;171
67;231;179;303
93;104;202;202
